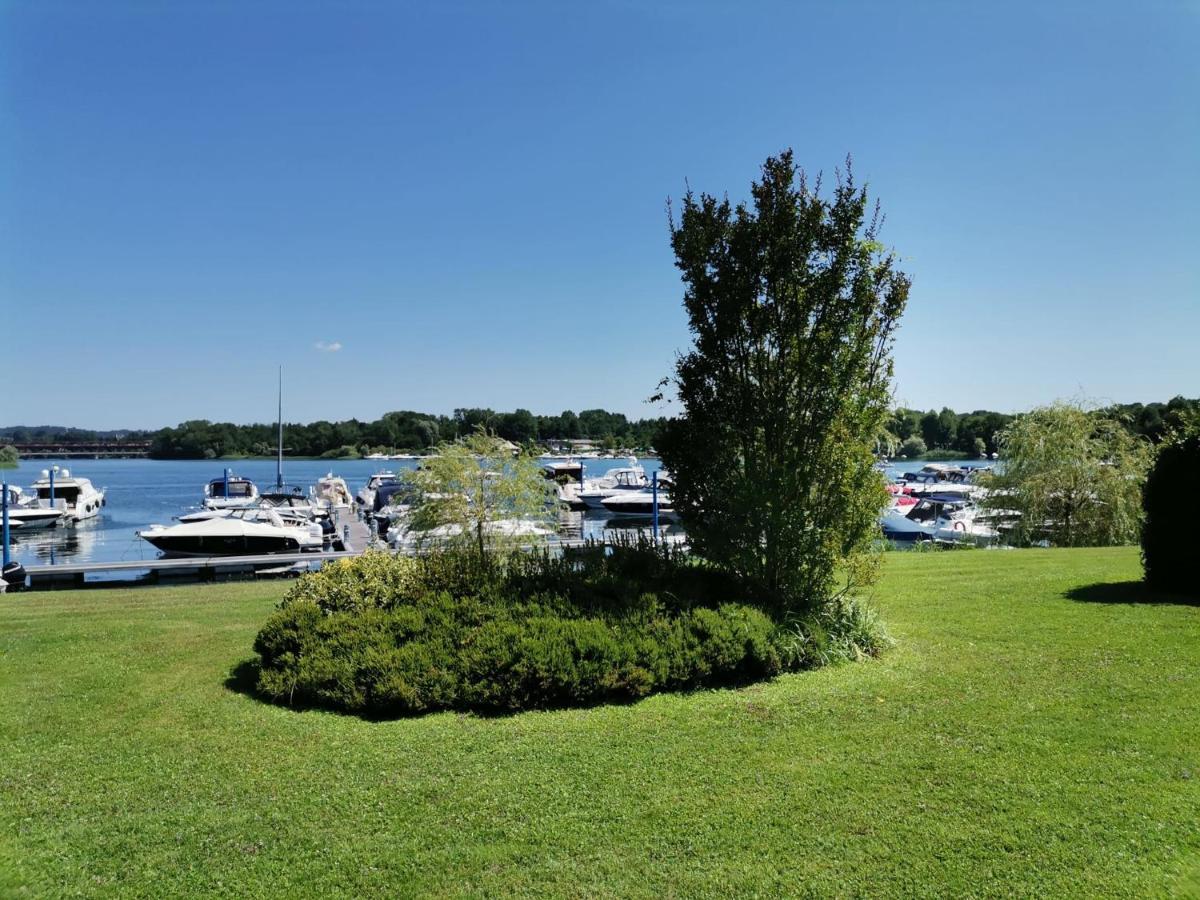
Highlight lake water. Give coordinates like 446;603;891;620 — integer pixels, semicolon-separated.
1;456;993;575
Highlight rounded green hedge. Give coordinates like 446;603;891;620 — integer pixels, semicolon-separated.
252;547;886;716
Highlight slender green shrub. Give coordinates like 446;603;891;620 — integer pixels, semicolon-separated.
1142;430;1199;594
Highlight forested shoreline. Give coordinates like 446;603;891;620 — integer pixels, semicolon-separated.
3;397;1196;460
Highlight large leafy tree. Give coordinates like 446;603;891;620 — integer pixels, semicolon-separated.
982;402;1153;547
658;151;910;615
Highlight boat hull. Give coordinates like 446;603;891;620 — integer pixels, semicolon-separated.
141;534;315;558
6;509;64;532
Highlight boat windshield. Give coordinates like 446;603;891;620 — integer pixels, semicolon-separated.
208;480;255;498
37;485;81;502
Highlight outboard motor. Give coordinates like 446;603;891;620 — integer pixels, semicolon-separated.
1;561;27;592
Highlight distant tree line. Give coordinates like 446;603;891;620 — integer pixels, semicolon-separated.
0;425;155;443
145;408;668;459
881;396;1198;458
6;396;1196;461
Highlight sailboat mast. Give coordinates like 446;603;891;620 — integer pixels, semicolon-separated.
276;366;284;489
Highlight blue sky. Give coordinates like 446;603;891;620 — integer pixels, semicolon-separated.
2;1;1196;429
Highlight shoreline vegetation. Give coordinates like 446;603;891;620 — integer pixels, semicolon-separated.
3;548;1197;896
2;396;1196;461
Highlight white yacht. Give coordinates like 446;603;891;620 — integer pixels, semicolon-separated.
29;469;105;522
311;473;353;512
2;486;66;532
139;507;325;557
577;458;650;510
880;493;998;543
202;473;260;510
600;487;676;518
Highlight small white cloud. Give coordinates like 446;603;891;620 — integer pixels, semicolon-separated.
314;341;343;353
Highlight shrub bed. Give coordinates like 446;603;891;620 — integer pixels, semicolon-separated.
253;545;888;716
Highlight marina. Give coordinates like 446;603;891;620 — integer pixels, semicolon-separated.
1;455;996;589
0;455;678;587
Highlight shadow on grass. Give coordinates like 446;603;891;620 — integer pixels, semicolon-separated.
225;658;263;697
1065;580;1199;606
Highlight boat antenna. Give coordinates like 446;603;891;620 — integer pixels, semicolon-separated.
276;366;284;490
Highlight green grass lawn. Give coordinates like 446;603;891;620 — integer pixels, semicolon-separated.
2;547;1197;897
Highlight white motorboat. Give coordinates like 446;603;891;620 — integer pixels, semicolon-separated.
577;458;650;510
600;487;676;518
880;493;997;543
542;460;586;509
202;473;260;509
138;507;325;557
2;486;66;532
311;473;353;512
259;484;324;519
29;469;105;522
356;471;398;509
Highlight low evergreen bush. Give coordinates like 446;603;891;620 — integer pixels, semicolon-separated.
253;544;886;716
1142;430;1199;594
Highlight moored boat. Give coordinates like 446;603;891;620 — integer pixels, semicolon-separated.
202;472;260;510
600;488;676;518
29;469;105;522
138;507;324;557
577;458;650;510
356;471;398;509
311;473;353;512
2;486;66;532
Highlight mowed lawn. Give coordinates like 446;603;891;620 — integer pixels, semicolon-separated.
1;548;1197;897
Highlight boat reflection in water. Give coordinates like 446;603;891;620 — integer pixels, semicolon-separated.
6;517;125;566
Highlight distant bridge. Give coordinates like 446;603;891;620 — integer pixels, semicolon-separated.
10;441;152;459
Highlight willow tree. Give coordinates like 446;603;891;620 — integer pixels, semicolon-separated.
403;428;558;564
657;151;910;615
983;402;1152;547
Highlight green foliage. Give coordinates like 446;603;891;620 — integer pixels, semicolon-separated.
775;595;893;668
254;546;788;715
983;401;1154;547
319;444;360;459
658;150;909;615
0;444;17;469
1142;427;1200;593
403;429;558;562
898;436;926;458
